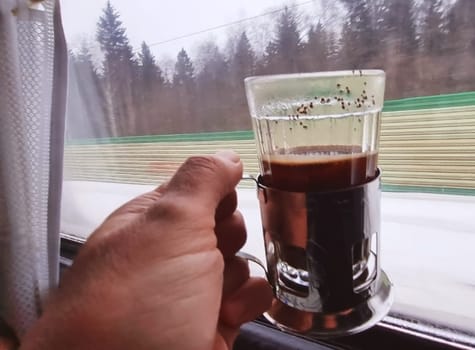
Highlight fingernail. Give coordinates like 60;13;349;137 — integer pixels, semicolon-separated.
216;150;240;163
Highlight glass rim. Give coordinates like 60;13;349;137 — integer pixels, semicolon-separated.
244;69;385;86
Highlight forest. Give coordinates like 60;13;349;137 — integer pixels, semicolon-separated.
66;0;475;139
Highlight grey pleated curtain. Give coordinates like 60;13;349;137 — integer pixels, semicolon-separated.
0;0;67;337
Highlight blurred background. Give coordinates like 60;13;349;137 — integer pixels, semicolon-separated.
62;0;475;139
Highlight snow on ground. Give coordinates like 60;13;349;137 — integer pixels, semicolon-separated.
61;180;475;333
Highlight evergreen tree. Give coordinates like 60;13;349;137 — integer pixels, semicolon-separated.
339;0;377;68
232;32;256;81
96;1;138;136
302;22;330;71
274;6;303;73
171;48;195;131
135;42;165;134
97;1;135;64
378;0;417;54
195;42;232;131
229;32;255;129
173;48;194;88
258;40;279;74
196;42;228;83
139;41;164;87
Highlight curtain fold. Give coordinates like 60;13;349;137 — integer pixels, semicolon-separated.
0;0;67;337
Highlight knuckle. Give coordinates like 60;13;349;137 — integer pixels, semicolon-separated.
166;155;225;197
225;256;250;283
182;155;221;175
217;251;225;271
208;249;225;273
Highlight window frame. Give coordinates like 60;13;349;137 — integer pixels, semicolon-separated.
59;235;471;350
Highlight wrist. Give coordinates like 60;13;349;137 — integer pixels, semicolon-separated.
20;303;109;350
20;313;79;350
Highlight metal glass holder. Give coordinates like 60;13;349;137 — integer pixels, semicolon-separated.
240;170;393;337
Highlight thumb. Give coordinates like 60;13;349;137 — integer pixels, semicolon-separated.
162;151;243;214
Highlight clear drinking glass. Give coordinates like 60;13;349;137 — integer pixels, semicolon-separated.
245;70;385;192
244;70;391;336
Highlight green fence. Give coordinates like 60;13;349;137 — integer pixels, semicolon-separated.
64;92;475;195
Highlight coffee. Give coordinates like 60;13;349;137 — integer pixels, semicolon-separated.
260;145;378;192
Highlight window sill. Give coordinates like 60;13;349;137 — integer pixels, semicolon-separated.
233;318;468;350
59;234;473;350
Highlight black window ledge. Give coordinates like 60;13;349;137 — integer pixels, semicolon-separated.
61;236;474;350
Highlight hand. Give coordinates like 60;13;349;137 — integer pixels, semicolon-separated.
21;151;273;350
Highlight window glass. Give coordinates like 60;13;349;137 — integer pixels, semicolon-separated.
60;0;475;346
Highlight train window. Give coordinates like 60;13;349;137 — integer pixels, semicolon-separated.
60;0;475;348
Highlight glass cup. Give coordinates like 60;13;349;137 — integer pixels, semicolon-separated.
245;70;385;191
243;70;392;337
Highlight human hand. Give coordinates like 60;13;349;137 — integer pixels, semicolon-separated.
21;151;273;350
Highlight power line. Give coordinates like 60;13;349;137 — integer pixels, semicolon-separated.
148;0;315;48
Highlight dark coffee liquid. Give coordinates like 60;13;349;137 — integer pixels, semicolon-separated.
262;145;378;329
261;145;377;192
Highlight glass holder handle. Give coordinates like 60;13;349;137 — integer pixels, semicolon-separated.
236;251;270;282
236;175;269;280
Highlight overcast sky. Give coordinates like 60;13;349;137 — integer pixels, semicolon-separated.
60;0;458;64
60;0;318;64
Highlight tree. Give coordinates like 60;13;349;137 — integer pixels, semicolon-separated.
96;1;138;136
232;32;256;82
138;42;164;87
274;6;303;73
420;0;446;55
66;45;107;139
302;22;330;72
135;42;165;134
410;0;448;95
171;48;195;131
445;0;475;91
378;0;417;54
196;42;228;83
194;42;233;131
173;48;194;88
339;0;378;68
373;0;418;97
97;1;135;65
228;32;256;129
258;40;279;74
